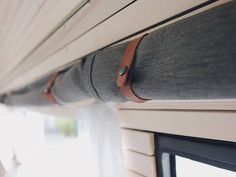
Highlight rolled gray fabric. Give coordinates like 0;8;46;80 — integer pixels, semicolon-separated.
51;57;93;104
3;76;52;106
132;1;236;100
4;86;51;106
3;1;236;106
0;95;5;103
55;1;236;103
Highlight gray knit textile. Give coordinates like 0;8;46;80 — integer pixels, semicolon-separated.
3;76;52;106
3;1;236;106
55;1;236;103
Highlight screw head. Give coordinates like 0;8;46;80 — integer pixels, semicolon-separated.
43;88;49;93
119;66;127;76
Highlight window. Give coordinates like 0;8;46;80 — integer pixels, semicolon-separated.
176;156;236;177
156;134;236;177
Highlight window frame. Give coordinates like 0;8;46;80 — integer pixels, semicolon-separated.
155;134;236;177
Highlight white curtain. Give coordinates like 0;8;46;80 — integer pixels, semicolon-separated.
76;103;125;177
0;103;125;177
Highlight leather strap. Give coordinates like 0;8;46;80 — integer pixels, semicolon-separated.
43;73;58;105
116;35;149;103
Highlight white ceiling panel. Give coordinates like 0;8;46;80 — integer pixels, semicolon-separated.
0;0;85;81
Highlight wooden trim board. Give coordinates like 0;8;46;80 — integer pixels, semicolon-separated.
118;99;236;111
119;110;236;142
125;170;145;177
123;150;156;177
122;129;155;156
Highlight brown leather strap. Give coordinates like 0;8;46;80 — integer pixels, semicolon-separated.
43;73;58;105
116;35;149;103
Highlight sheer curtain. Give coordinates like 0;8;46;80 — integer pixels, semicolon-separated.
0;103;125;177
76;103;125;177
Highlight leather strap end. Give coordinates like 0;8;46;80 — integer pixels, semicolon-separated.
43;73;59;105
